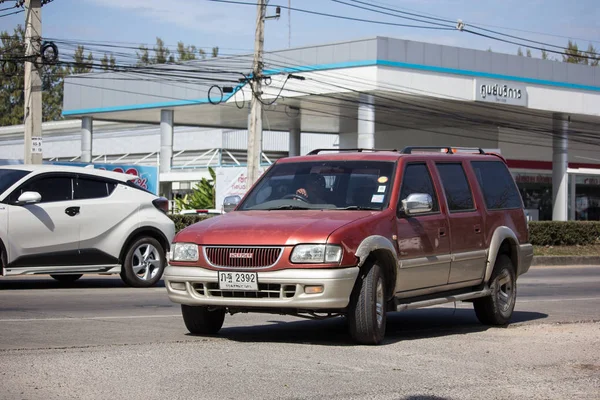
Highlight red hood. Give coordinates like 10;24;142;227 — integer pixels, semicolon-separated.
175;210;376;246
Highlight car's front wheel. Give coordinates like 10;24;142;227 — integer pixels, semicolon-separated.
50;274;83;283
347;262;387;345
473;254;517;326
181;305;226;335
120;236;166;288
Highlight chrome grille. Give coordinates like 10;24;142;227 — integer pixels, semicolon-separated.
204;246;283;269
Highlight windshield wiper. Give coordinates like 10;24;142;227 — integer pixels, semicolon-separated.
336;206;380;210
266;204;312;210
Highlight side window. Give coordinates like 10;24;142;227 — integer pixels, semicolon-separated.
74;177;117;200
399;163;439;212
436;163;475;212
471;161;523;210
14;176;73;203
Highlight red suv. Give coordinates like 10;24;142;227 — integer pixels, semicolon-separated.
165;147;533;345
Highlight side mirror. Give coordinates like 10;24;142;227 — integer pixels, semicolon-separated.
401;193;433;216
223;195;241;213
17;191;42;205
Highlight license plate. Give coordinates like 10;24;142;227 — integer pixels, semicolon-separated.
218;271;258;291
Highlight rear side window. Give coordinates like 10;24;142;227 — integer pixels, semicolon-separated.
471;161;522;210
399;163;439;212
74;177;117;200
436;163;475;212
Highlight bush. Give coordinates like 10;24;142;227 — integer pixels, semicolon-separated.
528;221;600;246
169;214;215;232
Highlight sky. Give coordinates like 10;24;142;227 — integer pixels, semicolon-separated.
0;0;599;61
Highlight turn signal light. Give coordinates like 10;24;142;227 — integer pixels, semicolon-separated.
304;285;324;294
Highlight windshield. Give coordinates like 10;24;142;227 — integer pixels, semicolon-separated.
0;169;30;196
238;160;396;211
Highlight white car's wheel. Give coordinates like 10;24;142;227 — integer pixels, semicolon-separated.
120;236;166;288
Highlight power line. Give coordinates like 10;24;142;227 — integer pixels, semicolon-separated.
367;0;600;46
0;8;22;17
206;0;455;30
338;0;600;58
330;0;453;29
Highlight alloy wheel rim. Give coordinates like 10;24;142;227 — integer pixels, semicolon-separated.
497;270;514;313
132;243;161;280
375;277;385;327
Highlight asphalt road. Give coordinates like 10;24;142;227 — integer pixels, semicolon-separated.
0;265;599;400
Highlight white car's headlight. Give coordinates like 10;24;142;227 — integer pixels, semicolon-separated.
290;244;342;264
171;243;199;262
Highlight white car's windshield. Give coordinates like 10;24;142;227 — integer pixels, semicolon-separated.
0;169;30;195
239;161;396;211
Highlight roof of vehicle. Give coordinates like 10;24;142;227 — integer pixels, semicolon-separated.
279;148;506;164
0;164;135;182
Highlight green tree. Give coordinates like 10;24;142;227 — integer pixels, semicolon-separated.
136;45;151;66
100;53;116;70
587;44;599;67
563;40;587;64
517;47;523;56
153;37;174;64
541;49;549;60
526;49;532;57
199;48;207;59
0;24;66;126
174;167;216;211
176;41;197;61
212;46;219;58
66;45;94;74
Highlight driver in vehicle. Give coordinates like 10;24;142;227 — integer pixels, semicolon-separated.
295;173;328;204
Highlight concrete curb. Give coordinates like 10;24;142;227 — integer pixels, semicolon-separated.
532;256;600;266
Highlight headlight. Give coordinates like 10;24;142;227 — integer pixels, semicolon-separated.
290;244;342;264
171;243;199;262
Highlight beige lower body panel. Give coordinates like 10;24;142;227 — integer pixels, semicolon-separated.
518;243;534;276
164;265;359;310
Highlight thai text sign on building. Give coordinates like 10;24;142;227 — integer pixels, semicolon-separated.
474;79;528;107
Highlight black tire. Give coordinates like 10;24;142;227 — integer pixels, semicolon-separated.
50;274;83;283
120;236;166;288
0;245;7;276
181;305;225;335
473;254;517;326
347;263;387;345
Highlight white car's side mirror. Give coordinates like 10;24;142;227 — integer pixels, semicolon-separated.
17;191;42;205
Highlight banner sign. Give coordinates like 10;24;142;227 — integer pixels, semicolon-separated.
49;162;159;195
215;167;266;209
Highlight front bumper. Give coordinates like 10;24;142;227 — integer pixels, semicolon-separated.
163;265;360;310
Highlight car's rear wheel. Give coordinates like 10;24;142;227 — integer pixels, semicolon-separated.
120;236;166;288
181;305;226;335
473;254;517;326
0;245;7;276
50;274;83;283
347;262;387;345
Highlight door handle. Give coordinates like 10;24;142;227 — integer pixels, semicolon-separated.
65;206;80;217
474;224;481;234
438;227;446;237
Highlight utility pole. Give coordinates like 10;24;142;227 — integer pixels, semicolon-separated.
247;0;266;187
247;1;280;187
288;0;291;48
23;0;43;164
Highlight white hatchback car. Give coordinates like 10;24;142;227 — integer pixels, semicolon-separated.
0;165;175;287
